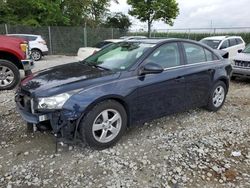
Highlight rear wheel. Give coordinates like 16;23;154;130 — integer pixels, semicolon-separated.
79;100;127;149
31;49;42;61
206;81;227;112
0;59;20;90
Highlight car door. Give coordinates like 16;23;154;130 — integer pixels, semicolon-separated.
134;42;187;122
182;42;216;109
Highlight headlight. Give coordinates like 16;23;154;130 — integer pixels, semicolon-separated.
38;93;72;110
20;42;28;53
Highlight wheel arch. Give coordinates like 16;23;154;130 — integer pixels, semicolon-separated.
0;51;22;69
215;76;229;93
81;95;131;127
31;48;42;52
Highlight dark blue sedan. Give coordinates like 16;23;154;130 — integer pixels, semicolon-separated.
16;39;232;149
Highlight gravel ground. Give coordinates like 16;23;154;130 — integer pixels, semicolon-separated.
0;56;250;188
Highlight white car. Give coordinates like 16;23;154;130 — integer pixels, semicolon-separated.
119;36;147;40
200;36;245;59
7;34;49;61
77;39;124;61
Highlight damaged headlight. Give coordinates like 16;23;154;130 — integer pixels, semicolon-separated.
38;93;71;110
38;93;72;110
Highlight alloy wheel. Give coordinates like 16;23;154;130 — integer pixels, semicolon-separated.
32;51;41;61
92;109;122;143
212;86;225;108
0;66;14;87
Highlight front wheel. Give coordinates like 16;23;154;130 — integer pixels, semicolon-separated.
0;59;20;90
206;81;227;112
79;100;127;150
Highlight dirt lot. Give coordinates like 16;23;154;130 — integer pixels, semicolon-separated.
0;56;250;188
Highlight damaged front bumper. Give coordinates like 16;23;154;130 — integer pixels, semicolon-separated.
15;94;82;143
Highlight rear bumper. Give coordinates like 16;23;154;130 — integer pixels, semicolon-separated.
232;67;250;78
42;51;49;56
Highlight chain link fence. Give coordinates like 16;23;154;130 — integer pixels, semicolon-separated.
0;24;126;55
1;24;250;55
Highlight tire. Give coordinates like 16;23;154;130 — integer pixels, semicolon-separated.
231;76;236;80
31;49;42;61
79;100;127;150
0;59;20;90
206;81;227;112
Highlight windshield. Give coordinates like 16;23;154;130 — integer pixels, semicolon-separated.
201;39;221;49
243;44;250;53
83;42;155;71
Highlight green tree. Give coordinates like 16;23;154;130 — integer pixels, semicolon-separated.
60;0;91;26
0;0;69;26
0;0;118;27
127;0;179;37
105;12;132;31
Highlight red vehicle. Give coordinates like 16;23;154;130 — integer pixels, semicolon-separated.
0;35;33;90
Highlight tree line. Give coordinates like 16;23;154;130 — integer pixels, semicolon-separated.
0;0;179;37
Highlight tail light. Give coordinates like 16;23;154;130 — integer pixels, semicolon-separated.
38;40;46;45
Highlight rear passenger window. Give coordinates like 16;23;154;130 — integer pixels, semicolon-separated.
229;39;237;47
27;36;37;41
183;43;206;64
205;49;214;61
236;38;243;44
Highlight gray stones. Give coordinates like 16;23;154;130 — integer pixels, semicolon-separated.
0;82;250;187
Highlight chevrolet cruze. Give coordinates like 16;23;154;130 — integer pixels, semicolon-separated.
16;39;232;149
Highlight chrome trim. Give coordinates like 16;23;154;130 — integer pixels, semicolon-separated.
163;60;220;71
233;66;250;70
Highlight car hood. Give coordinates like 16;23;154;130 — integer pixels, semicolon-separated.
21;62;119;97
234;52;250;61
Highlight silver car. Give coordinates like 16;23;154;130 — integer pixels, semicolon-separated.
231;44;250;79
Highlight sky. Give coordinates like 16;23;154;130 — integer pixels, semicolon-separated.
109;0;250;31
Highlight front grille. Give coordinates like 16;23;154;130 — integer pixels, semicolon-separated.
235;60;250;68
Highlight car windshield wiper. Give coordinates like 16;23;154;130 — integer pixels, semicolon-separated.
92;64;110;71
81;60;110;71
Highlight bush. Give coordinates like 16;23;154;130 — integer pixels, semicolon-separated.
129;32;250;45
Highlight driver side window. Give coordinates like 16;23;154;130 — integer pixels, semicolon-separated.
145;43;181;69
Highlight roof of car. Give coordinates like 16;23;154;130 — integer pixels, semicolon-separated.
202;36;243;40
105;39;124;43
128;38;200;44
7;34;41;37
120;36;148;39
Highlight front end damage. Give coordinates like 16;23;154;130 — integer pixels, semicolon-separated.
15;91;84;150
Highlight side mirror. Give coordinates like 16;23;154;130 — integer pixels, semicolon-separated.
238;49;243;53
139;63;164;75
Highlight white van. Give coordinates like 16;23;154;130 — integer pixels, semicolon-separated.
200;36;245;59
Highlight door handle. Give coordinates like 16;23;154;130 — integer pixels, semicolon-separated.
175;76;185;82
